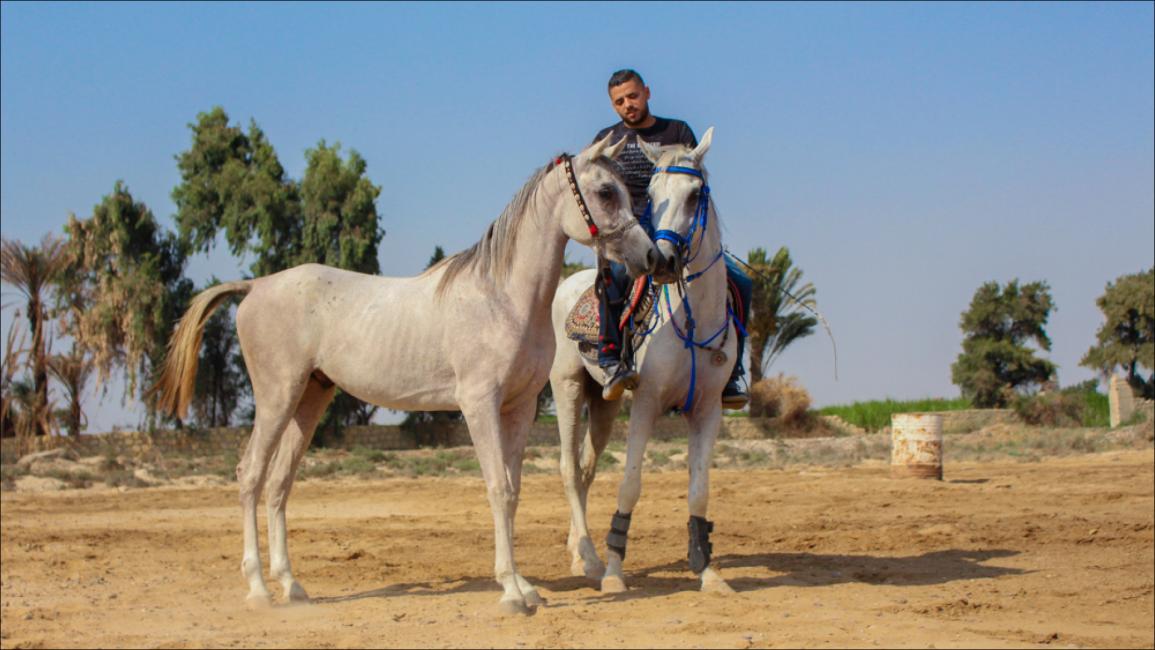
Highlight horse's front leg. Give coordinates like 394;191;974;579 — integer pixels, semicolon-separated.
601;396;658;593
686;400;734;594
462;395;538;615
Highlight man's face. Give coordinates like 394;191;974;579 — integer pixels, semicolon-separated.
609;78;651;128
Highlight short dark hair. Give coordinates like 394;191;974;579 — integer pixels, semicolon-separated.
608;69;644;90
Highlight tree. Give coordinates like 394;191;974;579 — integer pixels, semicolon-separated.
1;234;69;436
63;181;194;420
1;314;28;438
744;247;818;415
173;109;384;277
172;108;386;443
48;346;94;436
298;141;383;274
173;107;301;277
1080;268;1154;399
951;279;1057;408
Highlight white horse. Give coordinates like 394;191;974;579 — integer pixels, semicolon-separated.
153;135;657;615
550;128;737;594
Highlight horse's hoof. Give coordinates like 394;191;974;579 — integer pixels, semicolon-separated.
523;590;547;607
700;568;735;595
245;592;273;610
572;557;605;579
498;597;536;617
601;575;628;594
287;583;311;604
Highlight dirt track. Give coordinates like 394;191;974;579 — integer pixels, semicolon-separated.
2;449;1153;648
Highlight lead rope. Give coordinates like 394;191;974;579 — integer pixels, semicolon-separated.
724;248;839;382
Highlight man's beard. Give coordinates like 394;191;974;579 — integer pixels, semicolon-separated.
622;106;651;128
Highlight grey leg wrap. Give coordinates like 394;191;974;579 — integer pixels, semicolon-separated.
688;516;714;573
605;510;632;560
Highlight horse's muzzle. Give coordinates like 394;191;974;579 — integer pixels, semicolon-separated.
650;242;681;284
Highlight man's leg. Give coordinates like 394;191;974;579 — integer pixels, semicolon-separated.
723;255;751;409
597;261;638;401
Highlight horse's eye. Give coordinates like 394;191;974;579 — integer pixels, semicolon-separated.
597;186;614;201
687;189;700;204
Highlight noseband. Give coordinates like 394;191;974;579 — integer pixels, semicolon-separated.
652;165;710;260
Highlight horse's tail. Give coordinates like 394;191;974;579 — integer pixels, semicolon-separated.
150;281;253;420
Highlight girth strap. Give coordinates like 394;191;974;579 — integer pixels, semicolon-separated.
605;510;632;560
311;369;335;389
688;516;714;573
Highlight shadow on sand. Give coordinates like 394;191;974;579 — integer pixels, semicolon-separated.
312;548;1024;607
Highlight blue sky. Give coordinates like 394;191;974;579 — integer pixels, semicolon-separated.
2;2;1153;431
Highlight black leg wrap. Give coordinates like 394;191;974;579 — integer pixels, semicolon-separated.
605;510;632;560
688;516;714;574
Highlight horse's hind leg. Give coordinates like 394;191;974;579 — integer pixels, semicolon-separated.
237;374;309;608
566;386;619;578
554;371;597;578
265;379;335;604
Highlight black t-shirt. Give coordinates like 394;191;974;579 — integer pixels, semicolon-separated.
593;117;697;223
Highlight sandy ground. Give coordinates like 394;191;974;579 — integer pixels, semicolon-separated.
1;449;1152;649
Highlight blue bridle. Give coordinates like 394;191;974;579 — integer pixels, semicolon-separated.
651;166;710;257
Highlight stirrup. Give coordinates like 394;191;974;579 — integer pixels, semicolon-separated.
721;379;748;410
602;364;639;401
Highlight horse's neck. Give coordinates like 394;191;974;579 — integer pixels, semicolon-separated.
505;167;569;316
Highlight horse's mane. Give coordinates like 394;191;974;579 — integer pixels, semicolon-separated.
430;160;555;296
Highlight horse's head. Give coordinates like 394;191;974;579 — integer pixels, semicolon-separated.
640;127;714;284
561;134;659;278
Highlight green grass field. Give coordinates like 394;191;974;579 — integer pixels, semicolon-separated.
818;397;973;431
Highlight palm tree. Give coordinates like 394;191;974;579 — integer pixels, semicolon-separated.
745;246;818;414
1;235;70;436
48;346;94;436
1;314;28;438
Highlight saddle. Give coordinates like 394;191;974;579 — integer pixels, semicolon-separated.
564;276;655;364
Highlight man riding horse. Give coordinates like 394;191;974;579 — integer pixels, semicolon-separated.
593;68;751;409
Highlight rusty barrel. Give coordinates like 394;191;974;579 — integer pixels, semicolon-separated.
890;413;943;480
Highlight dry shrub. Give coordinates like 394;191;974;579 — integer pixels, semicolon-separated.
1013;390;1086;427
750;374;812;425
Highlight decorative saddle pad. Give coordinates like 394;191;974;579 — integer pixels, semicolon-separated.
565;276;655;364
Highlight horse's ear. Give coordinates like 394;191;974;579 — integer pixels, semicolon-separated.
690;126;714;162
604;136;629;161
582;133;615;162
637;138;662;164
